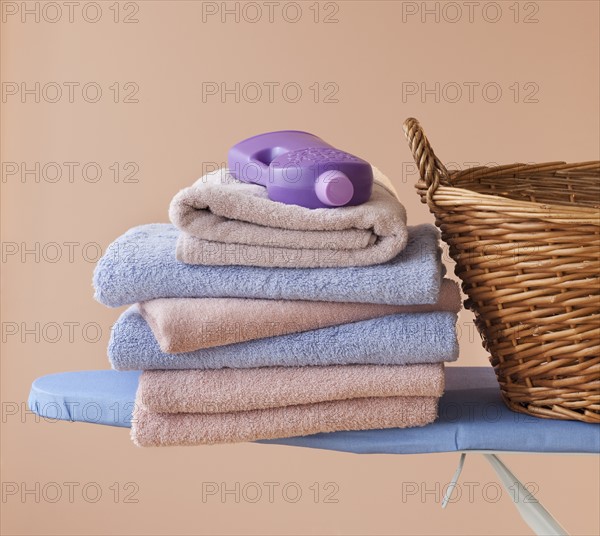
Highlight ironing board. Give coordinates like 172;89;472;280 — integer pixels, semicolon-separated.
28;367;599;536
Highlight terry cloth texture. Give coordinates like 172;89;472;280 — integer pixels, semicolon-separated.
131;396;439;446
169;167;408;268
93;223;443;307
137;363;445;413
139;279;461;353
109;307;459;370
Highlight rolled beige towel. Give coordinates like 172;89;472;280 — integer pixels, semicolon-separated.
168;167;408;268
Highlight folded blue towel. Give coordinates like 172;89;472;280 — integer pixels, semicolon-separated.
93;224;443;307
109;306;458;370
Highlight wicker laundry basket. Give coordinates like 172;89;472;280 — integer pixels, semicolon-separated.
403;117;600;423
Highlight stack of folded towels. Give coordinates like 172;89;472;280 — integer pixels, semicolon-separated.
93;167;461;447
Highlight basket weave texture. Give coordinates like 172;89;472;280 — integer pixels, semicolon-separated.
403;117;600;423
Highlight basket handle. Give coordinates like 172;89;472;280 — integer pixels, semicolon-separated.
403;117;450;204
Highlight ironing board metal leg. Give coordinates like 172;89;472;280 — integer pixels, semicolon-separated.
442;453;467;509
483;454;568;536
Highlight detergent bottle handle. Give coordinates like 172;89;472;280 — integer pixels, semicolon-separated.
228;146;276;187
245;154;270;186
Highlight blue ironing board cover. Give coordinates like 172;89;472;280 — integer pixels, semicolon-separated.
28;367;599;454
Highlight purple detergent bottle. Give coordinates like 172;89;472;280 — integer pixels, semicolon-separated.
227;130;373;209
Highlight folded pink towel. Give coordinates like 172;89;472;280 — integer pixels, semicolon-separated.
168;167;408;268
139;278;460;353
132;396;438;446
137;363;445;413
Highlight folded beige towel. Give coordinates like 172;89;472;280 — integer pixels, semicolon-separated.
168;167;408;268
137;363;444;413
139;278;460;353
131;396;438;446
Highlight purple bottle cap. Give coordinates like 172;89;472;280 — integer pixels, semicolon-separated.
315;171;354;207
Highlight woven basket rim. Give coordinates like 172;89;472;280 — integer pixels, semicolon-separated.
420;158;600;219
449;159;600;175
419;181;600;218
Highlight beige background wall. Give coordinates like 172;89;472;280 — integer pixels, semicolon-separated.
1;1;599;534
